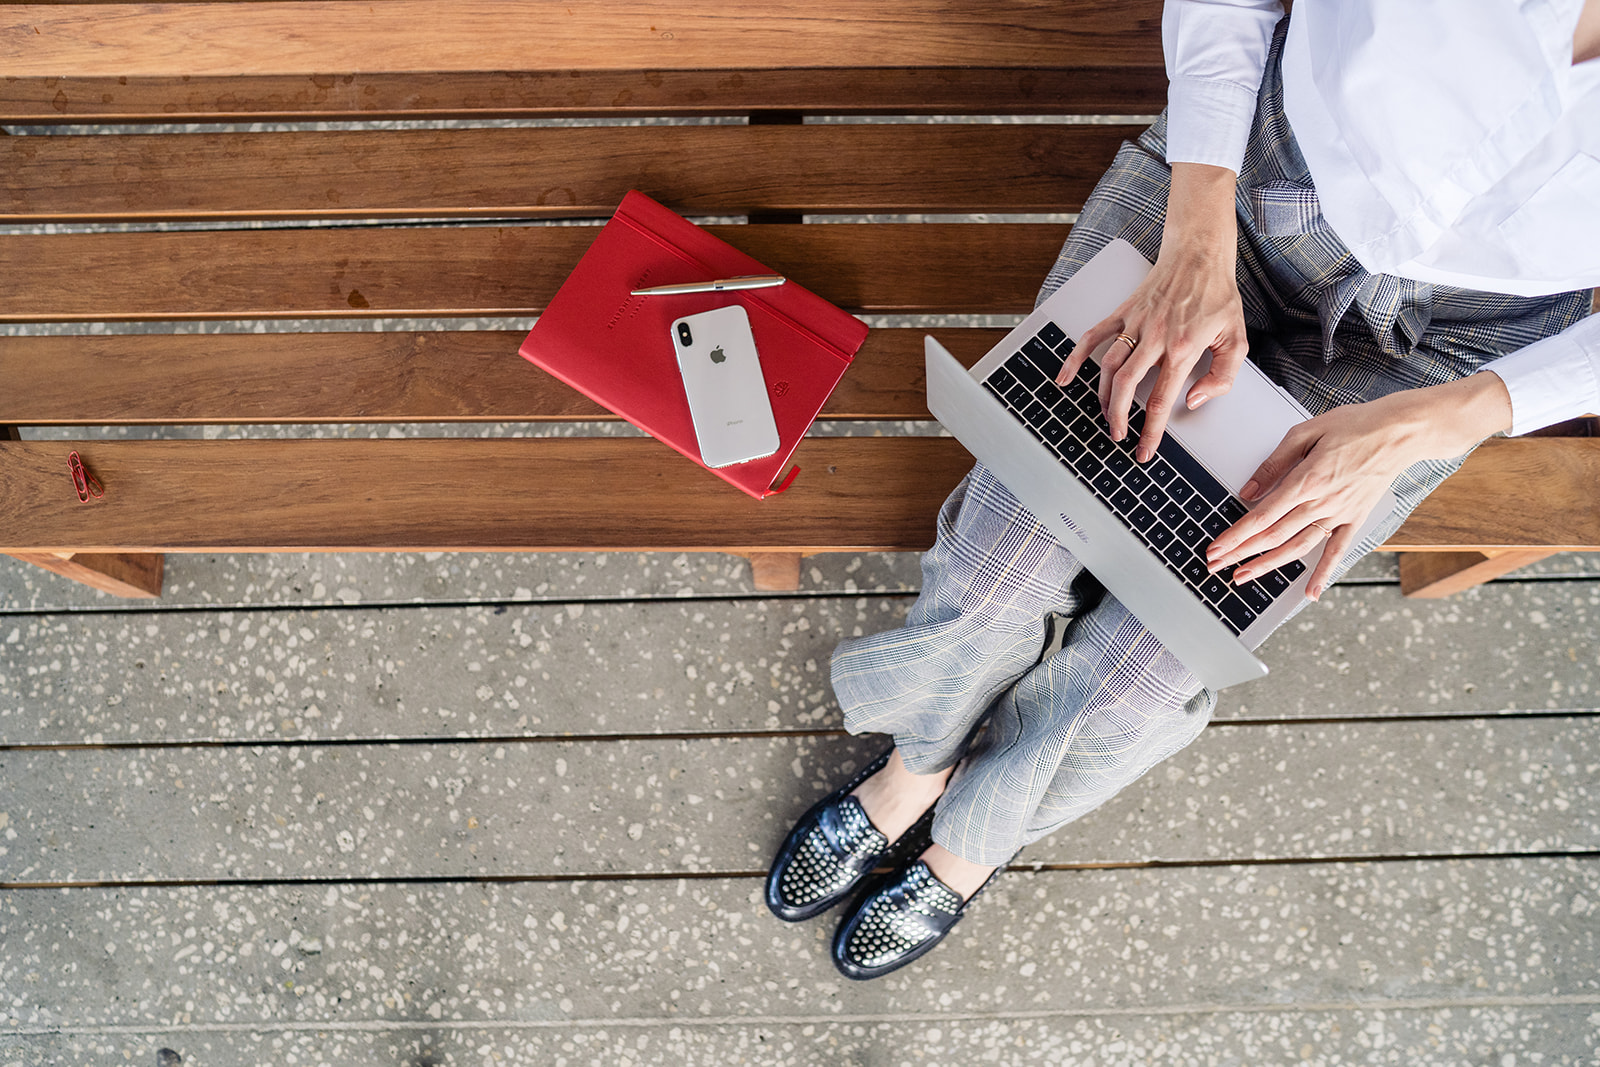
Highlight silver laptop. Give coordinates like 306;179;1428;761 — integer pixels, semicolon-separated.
925;238;1397;689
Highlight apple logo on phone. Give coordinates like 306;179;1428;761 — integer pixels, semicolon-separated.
709;346;726;364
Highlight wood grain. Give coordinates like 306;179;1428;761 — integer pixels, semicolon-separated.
0;68;1167;123
0;329;998;424
3;124;1138;222
0;224;1073;321
0;437;975;553
1396;550;1561;599
1380;438;1600;551
4;550;164;598
5;1;1163;78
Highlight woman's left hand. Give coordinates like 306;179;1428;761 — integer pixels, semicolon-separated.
1205;372;1517;600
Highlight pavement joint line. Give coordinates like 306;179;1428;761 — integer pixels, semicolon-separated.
5;849;1598;892
5;709;1596;753
0;588;911;620
4;570;1599;619
10;995;1600;1038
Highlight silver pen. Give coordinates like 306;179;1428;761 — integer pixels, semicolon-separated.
631;274;786;296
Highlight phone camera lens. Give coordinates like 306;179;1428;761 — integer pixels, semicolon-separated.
677;322;693;347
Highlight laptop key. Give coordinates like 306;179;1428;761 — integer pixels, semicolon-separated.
1092;469;1120;498
1200;511;1231;539
1023;337;1063;379
1075;451;1104;480
1005;381;1033;410
1219;498;1249;524
1036;379;1066;408
1145;523;1175;550
1281;559;1306;580
1217;593;1258;631
1105;450;1134;476
1200;574;1232;603
1039;418;1069;446
1022;399;1052;428
1086;434;1115;459
1166;479;1194;506
1181;557;1210;586
1176;520;1206;547
1006;352;1047;391
1111;487;1141;514
1038;322;1069;350
988;367;1017;393
1056;435;1086;462
1147;457;1177;486
1238;580;1274;612
1257;569;1290;596
1127;505;1157;532
1157;502;1187;529
1153;433;1233;506
1124;466;1152;494
1140;484;1169;512
1184;495;1212;522
1162;539;1191;568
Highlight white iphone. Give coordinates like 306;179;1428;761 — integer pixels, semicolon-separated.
670;305;780;468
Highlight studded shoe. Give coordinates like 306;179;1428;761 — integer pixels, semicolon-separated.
831;846;1010;980
765;747;935;923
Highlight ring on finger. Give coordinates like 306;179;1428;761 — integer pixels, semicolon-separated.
1114;332;1139;352
1309;520;1332;538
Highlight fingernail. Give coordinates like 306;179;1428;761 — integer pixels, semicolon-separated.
1135;447;1150;463
1187;392;1207;410
1240;480;1259;501
1307;585;1321;601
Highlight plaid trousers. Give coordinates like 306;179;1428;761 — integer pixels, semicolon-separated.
830;19;1591;866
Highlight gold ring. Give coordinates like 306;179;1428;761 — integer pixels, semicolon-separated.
1310;520;1331;537
1114;332;1139;351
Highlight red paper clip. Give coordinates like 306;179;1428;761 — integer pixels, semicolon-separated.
68;450;104;503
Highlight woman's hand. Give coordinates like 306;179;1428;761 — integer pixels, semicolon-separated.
1057;162;1248;463
1205;372;1517;599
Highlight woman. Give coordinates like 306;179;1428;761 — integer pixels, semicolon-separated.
768;0;1600;980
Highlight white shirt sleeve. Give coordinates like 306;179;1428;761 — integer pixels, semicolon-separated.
1481;310;1600;436
1162;0;1285;175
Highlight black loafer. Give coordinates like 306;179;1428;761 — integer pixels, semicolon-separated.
831;847;1009;980
765;747;933;923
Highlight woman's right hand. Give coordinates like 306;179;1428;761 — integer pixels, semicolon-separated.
1056;162;1249;464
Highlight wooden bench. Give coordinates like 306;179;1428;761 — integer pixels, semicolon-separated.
4;1;1597;602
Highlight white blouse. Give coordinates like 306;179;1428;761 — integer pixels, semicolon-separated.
1163;0;1600;435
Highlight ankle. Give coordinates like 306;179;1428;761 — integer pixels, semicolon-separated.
920;842;997;901
849;748;950;841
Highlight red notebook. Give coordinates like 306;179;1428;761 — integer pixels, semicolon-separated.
519;191;868;499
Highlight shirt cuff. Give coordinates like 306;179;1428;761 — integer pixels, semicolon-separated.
1164;75;1261;175
1480;313;1600;436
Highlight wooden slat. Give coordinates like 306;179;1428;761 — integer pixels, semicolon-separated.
0;69;1167;124
1381;438;1600;551
0;436;975;553
4;550;164;598
0;223;1072;321
4;1;1162;78
3;124;1138;223
0;328;998;424
1396;549;1562;598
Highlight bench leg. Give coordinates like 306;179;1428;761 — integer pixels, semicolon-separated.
1397;549;1558;598
746;552;802;592
6;551;165;598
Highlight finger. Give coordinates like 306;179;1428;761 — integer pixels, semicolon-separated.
1096;333;1137;422
1105;340;1161;441
1135;358;1191;462
1184;327;1248;410
1222;505;1324;579
1230;519;1328;584
1065;315;1123;386
1305;522;1358;600
1238;423;1314;504
1205;474;1310;568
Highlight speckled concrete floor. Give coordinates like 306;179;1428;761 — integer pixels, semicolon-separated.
3;548;1598;1067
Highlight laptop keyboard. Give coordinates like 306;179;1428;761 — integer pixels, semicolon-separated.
982;322;1305;637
